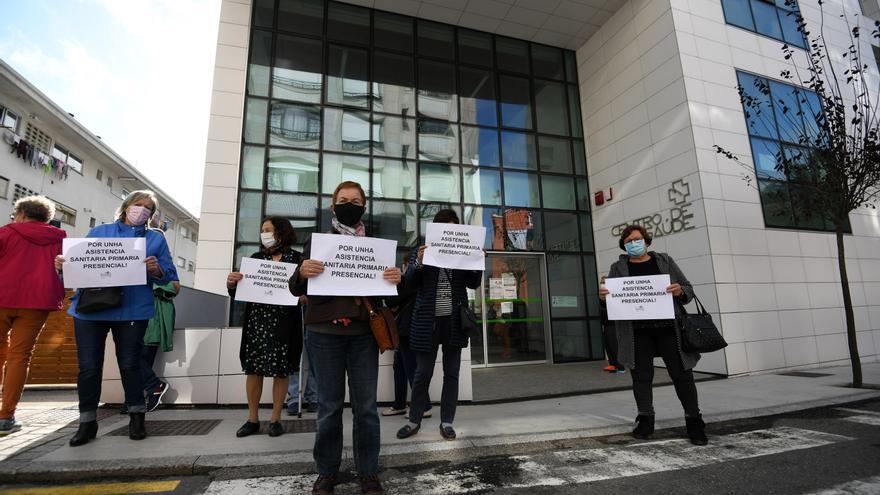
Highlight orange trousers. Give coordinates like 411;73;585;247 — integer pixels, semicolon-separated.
0;308;49;419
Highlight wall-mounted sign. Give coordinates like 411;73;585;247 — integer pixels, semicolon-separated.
611;178;696;239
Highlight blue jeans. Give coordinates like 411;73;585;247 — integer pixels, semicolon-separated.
74;319;148;421
141;344;162;392
288;330;318;406
306;330;379;476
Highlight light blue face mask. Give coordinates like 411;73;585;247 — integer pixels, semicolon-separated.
625;239;646;257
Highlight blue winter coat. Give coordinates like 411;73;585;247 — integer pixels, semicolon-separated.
68;220;177;322
405;255;482;353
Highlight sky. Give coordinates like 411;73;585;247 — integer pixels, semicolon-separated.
0;0;222;215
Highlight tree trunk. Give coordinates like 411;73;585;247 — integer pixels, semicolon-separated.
836;229;862;388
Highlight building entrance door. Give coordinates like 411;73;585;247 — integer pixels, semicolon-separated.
470;252;551;367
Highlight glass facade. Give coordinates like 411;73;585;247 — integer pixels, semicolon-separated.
234;0;601;362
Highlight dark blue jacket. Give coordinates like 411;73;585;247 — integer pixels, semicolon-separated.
405;256;482;353
68;220;177;321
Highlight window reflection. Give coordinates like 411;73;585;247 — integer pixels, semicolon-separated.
244;98;267;144
321;154;369;194
499;75;532;129
373;51;415;115
419;163;461;202
538;136;572;173
267;148;319;193
374;11;413;52
541;175;576;210
273;35;322;104
327;45;369;108
418;60;458;121
459;67;497;127
323;109;370;154
370;200;418;247
463;167;502;205
265;193;319;218
461;126;499;167
237;191;262;242
535;80;568;135
248;30;272;96
373;158;416;200
462;206;500;249
270;102;321;149
240;146;265;190
418;120;459;163
544;212;580;252
503;172;540;208
501;131;537;170
372;114;416;160
490;208;541;250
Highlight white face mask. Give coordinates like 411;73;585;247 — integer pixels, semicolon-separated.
260;232;277;248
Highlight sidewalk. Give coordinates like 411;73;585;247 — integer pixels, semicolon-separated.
1;363;878;482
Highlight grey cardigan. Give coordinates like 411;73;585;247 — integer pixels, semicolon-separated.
606;251;700;371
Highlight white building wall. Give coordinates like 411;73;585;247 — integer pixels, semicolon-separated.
579;0;880;376
194;0;251;296
577;0;727;375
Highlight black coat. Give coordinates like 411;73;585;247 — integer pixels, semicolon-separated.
405;253;482;353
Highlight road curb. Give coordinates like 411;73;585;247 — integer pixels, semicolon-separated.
2;390;878;484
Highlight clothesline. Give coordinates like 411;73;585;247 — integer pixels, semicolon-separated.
2;128;69;180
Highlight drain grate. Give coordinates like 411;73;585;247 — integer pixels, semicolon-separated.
260;419;317;434
107;419;222;436
778;371;833;378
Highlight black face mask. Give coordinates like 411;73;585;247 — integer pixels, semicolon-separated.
334;202;365;227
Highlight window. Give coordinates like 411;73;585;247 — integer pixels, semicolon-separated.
52;144;84;174
53;201;77;226
121;188;131;197
721;0;806;49
188;261;195;272
736;71;844;232
0;105;19;131
107;176;113;188
96;169;103;181
191;232;198;243
177;257;186;268
25;123;51;153
180;225;189;239
0;176;8;199
13;184;38;202
89;217;96;228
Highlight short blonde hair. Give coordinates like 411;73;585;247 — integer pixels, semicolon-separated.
116;190;159;221
14;195;56;223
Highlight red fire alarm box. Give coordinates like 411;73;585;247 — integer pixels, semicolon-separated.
594;191;605;206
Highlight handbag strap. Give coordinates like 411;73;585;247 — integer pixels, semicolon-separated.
676;293;708;316
357;296;377;316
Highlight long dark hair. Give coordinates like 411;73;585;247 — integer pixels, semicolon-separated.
261;217;297;251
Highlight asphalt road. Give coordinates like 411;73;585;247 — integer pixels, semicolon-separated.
5;398;880;494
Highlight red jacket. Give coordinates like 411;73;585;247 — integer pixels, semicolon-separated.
0;221;67;310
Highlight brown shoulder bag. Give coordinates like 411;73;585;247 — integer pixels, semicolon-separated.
360;298;399;353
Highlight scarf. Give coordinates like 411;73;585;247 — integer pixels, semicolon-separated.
331;217;366;237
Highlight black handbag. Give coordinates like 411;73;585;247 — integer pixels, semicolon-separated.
76;287;124;314
459;304;480;339
677;295;727;353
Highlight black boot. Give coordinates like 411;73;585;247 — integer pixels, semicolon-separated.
129;412;146;440
632;414;654;440
69;421;98;447
685;415;708;446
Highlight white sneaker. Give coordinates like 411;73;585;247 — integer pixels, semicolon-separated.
0;418;22;435
382;406;407;417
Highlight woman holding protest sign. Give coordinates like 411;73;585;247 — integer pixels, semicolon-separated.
56;190;177;446
226;217;303;438
0;196;66;435
598;225;707;445
289;181;401;495
396;209;483;442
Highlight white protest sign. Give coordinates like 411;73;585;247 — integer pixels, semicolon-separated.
62;238;146;289
235;258;299;306
605;274;674;321
307;233;398;296
423;223;486;271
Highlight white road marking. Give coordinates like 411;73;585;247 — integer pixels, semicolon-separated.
805;475;880;495
203;427;852;494
839;415;880;426
834;408;880;417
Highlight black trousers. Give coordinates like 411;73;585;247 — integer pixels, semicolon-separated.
631;326;700;417
408;316;459;425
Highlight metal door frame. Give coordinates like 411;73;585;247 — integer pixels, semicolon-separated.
473;251;553;368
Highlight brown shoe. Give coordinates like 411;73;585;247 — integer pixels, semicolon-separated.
360;474;384;495
312;474;338;495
